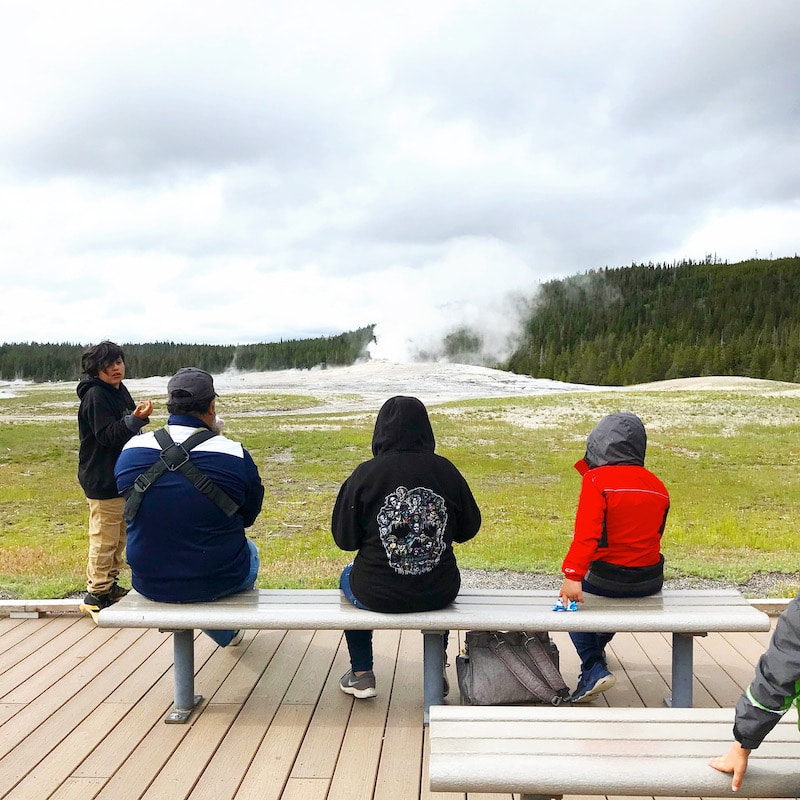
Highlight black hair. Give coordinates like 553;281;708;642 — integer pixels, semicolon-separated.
81;340;125;377
166;393;214;416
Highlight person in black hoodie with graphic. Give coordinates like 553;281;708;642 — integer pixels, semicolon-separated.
332;395;481;698
76;340;152;621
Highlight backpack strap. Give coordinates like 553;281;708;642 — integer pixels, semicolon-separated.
521;632;570;697
123;427;239;522
489;632;569;705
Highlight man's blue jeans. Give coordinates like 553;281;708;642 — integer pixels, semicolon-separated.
204;539;260;647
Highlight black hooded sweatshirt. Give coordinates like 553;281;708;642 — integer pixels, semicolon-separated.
332;396;481;613
76;375;146;499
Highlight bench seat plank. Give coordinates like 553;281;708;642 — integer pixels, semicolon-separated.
99;589;770;634
429;706;800;798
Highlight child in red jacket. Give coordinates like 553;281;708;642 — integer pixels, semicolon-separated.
558;413;670;702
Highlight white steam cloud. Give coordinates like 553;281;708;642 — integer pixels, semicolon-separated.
366;237;537;365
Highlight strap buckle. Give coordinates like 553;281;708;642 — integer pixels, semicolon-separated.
133;473;153;493
159;442;190;471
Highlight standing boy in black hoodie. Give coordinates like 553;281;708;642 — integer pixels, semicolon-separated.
332;395;481;698
76;340;152;620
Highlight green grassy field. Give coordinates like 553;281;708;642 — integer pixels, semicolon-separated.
1;380;799;599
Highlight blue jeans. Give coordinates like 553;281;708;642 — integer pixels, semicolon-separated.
340;564;374;671
339;564;450;672
204;539;260;647
570;573;657;672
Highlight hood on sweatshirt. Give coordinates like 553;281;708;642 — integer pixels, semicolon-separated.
77;374;109;400
576;412;647;474
371;395;435;456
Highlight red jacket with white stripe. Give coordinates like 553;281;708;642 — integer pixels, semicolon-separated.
561;460;670;581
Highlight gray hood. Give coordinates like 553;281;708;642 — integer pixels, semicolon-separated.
581;412;647;470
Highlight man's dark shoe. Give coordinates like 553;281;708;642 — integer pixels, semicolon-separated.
80;592;113;623
109;583;130;602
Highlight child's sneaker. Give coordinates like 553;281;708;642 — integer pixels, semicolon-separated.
339;669;377;699
79;592;113;623
109;582;130;602
570;662;616;703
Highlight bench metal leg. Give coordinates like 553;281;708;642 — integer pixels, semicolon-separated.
521;795;562;800
422;630;446;726
165;629;203;724
665;631;695;708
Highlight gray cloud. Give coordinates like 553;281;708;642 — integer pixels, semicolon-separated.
0;0;797;354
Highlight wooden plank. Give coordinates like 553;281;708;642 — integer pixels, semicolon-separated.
187;630;323;800
692;633;757;708
47;776;108;800
137;631;305;800
289;639;354;779
0;627;163;797
0;616;73;662
373;630;424;800
90;634;227;800
0;622;120;705
7;702;123;799
281;778;330;800
0;627;147;777
608;632;667;708
326;630;398;800
0;616;84;683
72;633;188;780
233;704;315;800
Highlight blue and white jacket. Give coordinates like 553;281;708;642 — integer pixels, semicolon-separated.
115;415;264;603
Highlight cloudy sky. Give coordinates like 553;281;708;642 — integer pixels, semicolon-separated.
1;0;798;361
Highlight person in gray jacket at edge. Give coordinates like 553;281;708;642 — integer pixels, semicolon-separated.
709;591;800;791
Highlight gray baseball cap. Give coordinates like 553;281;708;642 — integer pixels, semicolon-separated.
167;367;218;402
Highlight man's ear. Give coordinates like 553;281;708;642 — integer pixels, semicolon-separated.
208;398;216;416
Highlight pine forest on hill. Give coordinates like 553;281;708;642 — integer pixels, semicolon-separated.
3;257;800;386
504;256;800;385
0;325;376;383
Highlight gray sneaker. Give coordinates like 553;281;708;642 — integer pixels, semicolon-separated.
339;669;377;699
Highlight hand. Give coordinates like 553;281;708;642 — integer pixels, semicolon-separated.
133;399;153;419
559;578;583;605
709;742;750;791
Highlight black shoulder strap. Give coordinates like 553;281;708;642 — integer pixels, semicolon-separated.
123;427;239;522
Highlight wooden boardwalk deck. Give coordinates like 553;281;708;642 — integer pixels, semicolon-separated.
0;611;788;800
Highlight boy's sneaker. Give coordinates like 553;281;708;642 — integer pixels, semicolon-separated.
79;592;113;624
339;669;377;699
570;662;616;703
109;583;129;602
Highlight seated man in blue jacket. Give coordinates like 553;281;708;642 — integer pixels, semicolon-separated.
115;367;264;646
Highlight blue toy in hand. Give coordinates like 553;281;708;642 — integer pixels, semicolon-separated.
553;598;578;612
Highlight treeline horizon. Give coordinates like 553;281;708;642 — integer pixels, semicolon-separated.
503;255;800;385
0;325;376;383
4;255;800;387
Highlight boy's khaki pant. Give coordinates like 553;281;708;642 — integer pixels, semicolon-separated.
86;497;127;596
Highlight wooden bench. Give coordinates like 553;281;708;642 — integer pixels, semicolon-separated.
98;587;770;724
428;705;800;798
